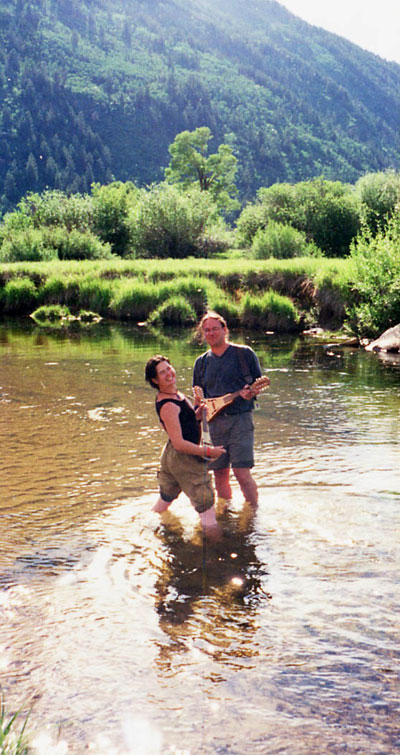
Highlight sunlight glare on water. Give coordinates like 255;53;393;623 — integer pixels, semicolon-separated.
0;321;399;753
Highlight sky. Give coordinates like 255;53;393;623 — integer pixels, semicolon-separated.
279;0;400;65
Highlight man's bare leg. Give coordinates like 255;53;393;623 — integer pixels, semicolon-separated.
233;467;258;507
213;468;232;501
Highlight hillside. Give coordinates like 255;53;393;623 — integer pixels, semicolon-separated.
1;0;400;214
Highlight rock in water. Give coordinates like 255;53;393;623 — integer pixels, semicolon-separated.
365;323;400;352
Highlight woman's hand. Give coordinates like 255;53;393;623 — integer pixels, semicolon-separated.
207;444;226;459
195;401;206;421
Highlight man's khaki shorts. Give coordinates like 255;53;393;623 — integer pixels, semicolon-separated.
157;440;214;513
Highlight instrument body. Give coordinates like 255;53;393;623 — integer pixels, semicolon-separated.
194;376;269;423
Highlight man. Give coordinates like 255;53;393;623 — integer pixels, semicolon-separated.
193;311;268;508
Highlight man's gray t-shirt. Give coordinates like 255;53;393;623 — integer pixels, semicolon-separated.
193;344;262;415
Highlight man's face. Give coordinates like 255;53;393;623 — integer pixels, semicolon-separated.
202;318;227;348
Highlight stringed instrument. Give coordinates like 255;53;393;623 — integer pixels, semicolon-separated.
194;375;269;423
193;385;212;450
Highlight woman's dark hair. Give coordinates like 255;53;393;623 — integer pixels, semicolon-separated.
145;354;171;389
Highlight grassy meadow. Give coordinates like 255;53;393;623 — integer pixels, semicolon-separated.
0;256;355;334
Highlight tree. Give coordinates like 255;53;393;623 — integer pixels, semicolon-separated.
165;127;239;215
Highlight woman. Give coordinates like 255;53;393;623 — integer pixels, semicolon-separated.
145;354;225;536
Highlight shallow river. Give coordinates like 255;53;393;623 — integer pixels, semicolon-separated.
0;319;399;754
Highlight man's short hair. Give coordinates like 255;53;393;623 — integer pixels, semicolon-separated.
196;310;228;341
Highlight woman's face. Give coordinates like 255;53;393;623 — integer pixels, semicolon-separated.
155;360;176;391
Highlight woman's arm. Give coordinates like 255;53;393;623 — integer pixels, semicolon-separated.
160;402;224;459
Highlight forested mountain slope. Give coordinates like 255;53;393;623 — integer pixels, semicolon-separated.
1;0;400;213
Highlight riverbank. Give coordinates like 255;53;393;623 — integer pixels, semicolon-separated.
0;257;354;333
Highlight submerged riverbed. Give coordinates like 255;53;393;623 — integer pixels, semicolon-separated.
1;319;399;754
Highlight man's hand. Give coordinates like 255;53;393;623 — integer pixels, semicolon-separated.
240;377;270;400
239;384;254;400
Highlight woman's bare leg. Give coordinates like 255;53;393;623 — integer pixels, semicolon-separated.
152;496;172;513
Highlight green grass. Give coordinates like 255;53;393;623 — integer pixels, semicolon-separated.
0;695;30;754
0;257;355;331
241;290;301;331
147;294;197;326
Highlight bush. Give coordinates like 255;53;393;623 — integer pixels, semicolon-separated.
130;184;216;258
0;228;57;262
3;277;38;313
236;178;360;256
347;213;400;337
355;170;400;235
251;221;320;259
42;227;113;260
240;290;300;331
18;190;94;231
92;181;138;255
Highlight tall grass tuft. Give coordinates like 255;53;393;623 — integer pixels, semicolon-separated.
147;295;197;326
109;279;162;320
2;278;38;314
77;277;114;315
38;275;80;308
205;291;241;325
240;290;301;332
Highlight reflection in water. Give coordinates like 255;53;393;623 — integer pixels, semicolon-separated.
0;320;399;753
153;506;271;675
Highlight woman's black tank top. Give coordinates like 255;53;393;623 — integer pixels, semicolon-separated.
155;396;200;445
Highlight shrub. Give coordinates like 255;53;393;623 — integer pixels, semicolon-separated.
130;184;215;258
237;178;360;256
3;277;38;314
240;290;300;331
92;181;138;255
147;295;197;326
0;229;57;262
355;170;400;235
42;227;112;260
251;221;319;259
347;213;400;337
18;189;94;231
194;231;232;257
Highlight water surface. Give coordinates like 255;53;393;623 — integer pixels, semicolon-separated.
1;320;399;753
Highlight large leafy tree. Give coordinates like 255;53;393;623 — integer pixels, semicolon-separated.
165;127;239;215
